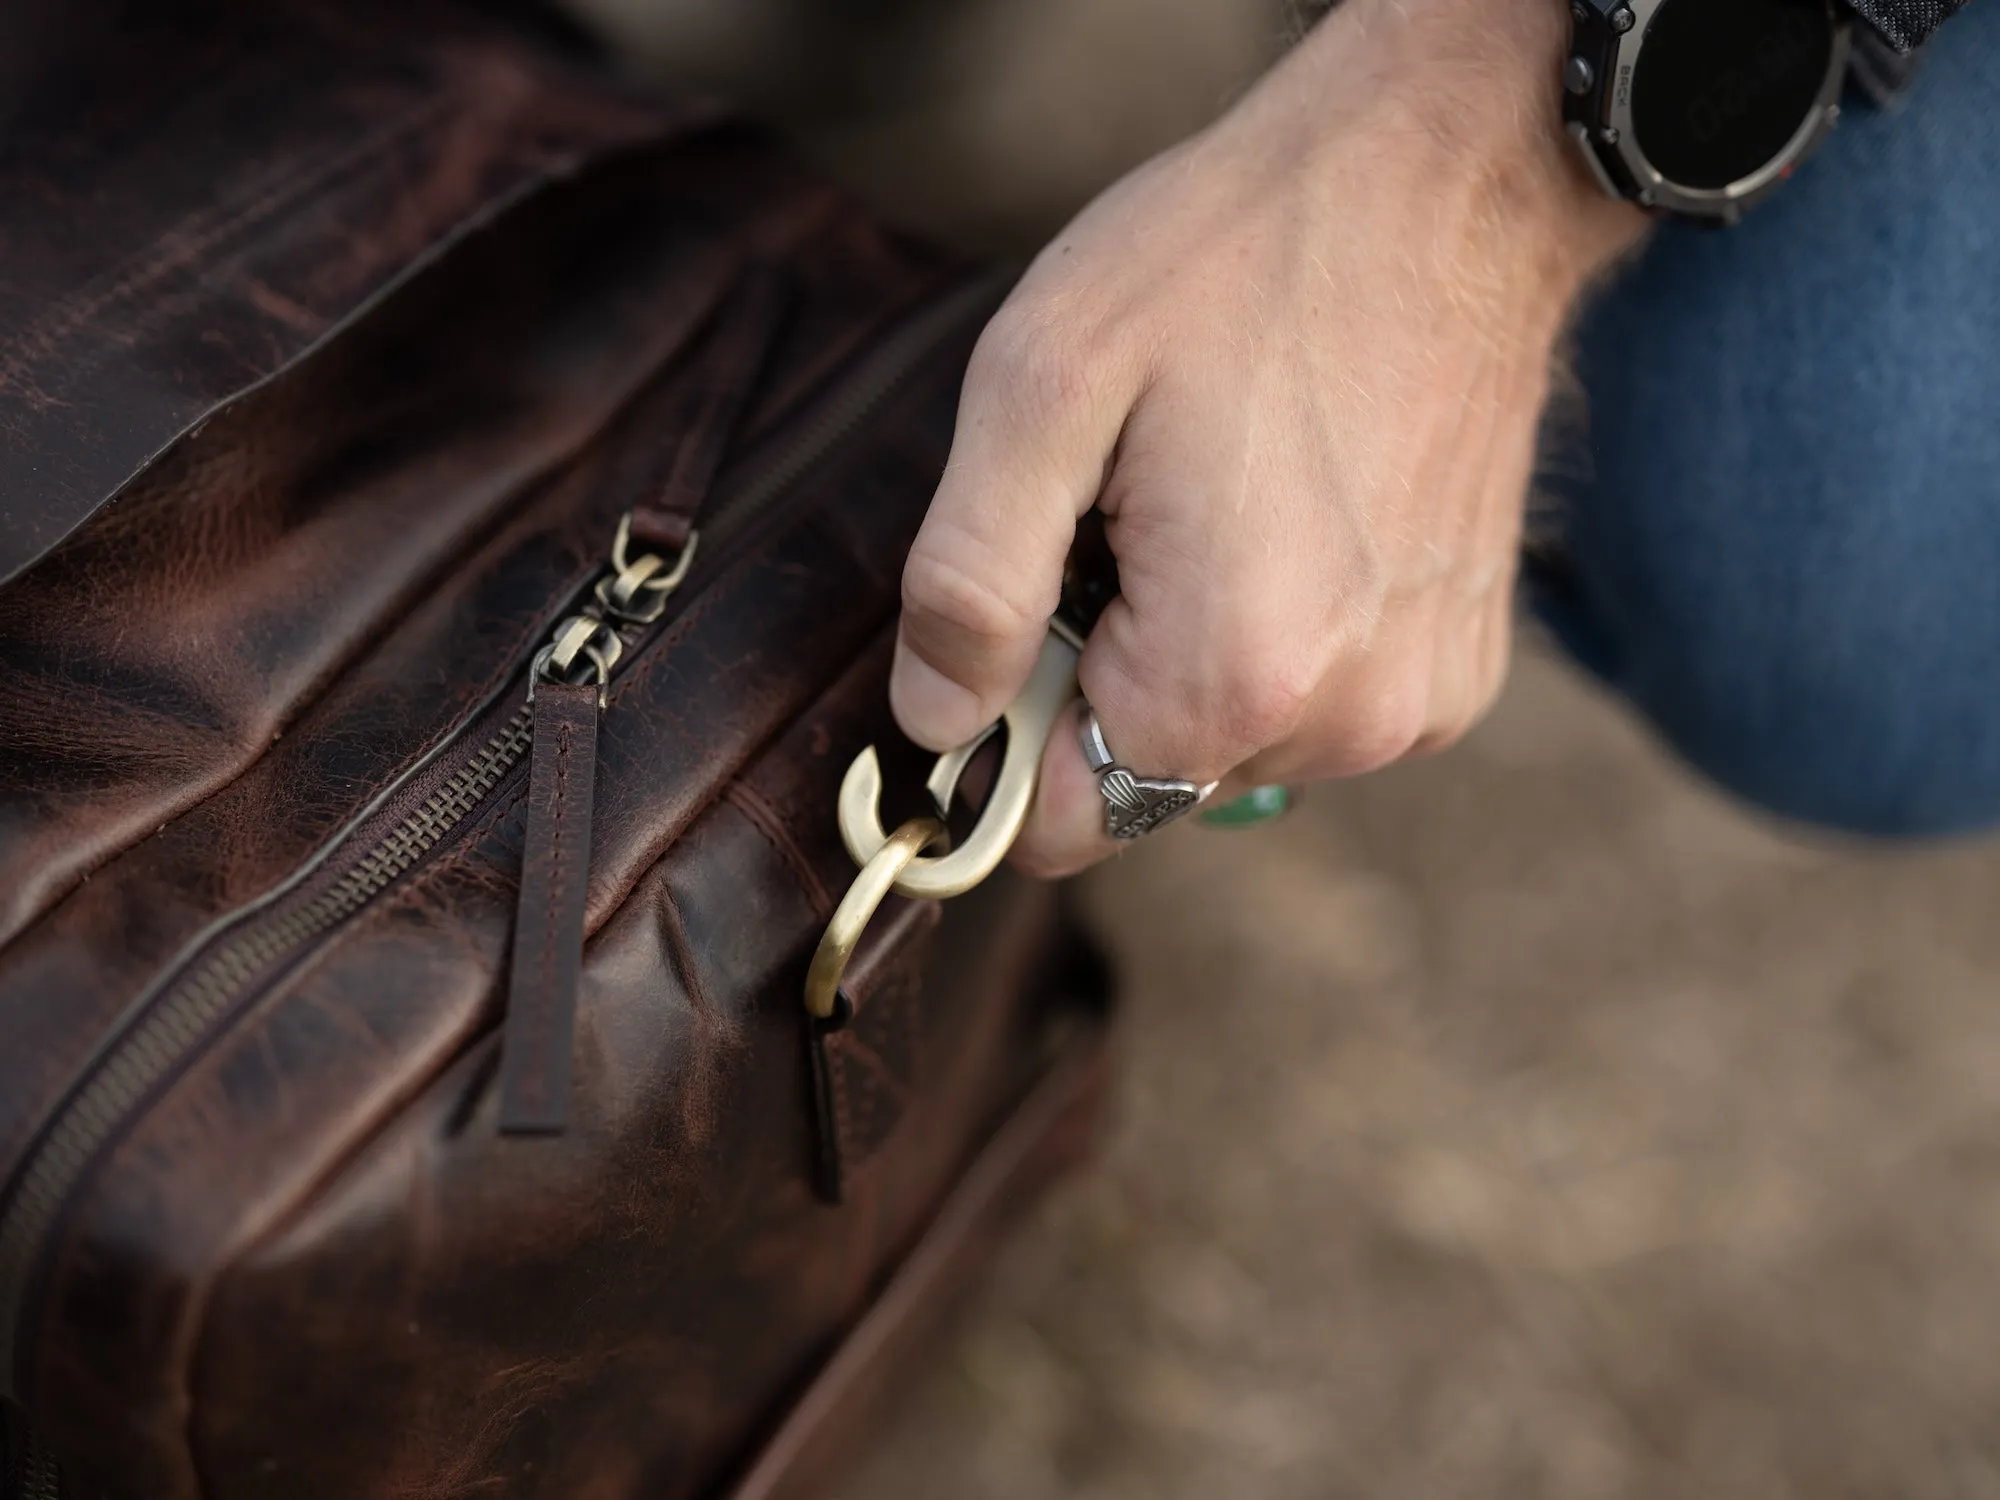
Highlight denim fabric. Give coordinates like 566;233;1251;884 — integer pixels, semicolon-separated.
1856;0;1971;52
1536;0;2000;837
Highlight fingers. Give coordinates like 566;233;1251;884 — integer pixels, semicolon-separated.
891;297;1143;752
1016;603;1509;883
1006;374;1356;876
1011;699;1117;880
1077;366;1351;775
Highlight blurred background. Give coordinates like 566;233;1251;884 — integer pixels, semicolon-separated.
565;2;2000;1494
844;632;2000;1500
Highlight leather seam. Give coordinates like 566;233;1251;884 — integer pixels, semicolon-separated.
721;782;836;920
0;92;457;395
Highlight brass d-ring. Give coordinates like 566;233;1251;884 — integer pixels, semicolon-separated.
803;816;947;1021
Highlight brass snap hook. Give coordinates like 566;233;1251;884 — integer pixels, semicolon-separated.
836;626;1081;900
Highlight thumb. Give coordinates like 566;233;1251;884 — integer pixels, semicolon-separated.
892;303;1139;750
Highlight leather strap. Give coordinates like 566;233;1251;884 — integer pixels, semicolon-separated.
498;681;602;1135
627;265;791;555
804;897;941;1202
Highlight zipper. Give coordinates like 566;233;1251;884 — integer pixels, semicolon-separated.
0;267;1009;1401
494;262;790;1137
2;1412;59;1500
15;1425;58;1500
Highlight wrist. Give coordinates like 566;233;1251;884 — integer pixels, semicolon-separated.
1275;0;1650;305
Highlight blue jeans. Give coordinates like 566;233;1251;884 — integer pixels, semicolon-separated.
1535;4;2000;838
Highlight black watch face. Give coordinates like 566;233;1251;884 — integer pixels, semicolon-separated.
1632;0;1838;191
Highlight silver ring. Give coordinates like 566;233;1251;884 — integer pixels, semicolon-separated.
1078;706;1217;842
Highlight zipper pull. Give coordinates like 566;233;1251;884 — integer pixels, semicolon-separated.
622;262;789;561
497;615;621;1135
496;265;788;1136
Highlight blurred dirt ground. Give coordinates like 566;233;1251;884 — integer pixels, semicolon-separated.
838;636;2000;1500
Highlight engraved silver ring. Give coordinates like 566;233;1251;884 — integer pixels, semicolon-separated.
1079;706;1218;842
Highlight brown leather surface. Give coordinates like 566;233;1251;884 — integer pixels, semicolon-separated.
827;900;949;1176
806;898;947;1203
0;0;694;590
0;11;1102;1499
730;1025;1109;1500
0;139;949;1183
499;680;603;1134
12;311;986;1491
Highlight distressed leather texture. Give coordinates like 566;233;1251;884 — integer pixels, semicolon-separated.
0;5;1109;1498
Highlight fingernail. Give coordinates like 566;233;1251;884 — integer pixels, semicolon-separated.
890;641;987;751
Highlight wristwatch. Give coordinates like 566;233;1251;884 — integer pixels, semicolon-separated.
1562;0;1852;223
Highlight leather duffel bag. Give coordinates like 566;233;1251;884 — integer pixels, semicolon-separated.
0;4;1111;1497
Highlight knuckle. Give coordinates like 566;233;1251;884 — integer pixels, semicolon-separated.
1411;718;1472;761
1417;622;1514;757
970;303;1103;427
1342;689;1429;774
1217;638;1320;749
901;544;1040;653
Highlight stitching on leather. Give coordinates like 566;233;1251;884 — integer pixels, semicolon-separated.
834;1031;911;1111
721;782;835;919
830;1033;856;1169
534;711;574;1017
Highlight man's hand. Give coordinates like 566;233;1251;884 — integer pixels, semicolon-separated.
890;0;1648;876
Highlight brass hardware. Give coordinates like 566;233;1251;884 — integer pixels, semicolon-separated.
803;816;947;1020
531;614;622;706
537;513;700;702
597;514;700;624
837;628;1080;900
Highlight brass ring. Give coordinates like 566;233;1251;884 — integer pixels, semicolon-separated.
803;816;947;1021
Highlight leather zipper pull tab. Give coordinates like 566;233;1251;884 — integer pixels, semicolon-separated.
498;674;603;1135
625;263;790;558
496;270;788;1137
804;991;854;1204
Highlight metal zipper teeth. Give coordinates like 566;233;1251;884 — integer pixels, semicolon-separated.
0;267;1005;1399
0;709;533;1395
17;1426;58;1500
695;269;1008;558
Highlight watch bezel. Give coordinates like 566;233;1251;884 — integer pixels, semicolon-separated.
1570;0;1852;223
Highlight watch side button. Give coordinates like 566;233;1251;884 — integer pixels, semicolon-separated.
1564;56;1597;94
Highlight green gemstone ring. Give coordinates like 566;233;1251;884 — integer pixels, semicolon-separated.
1199;784;1293;828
